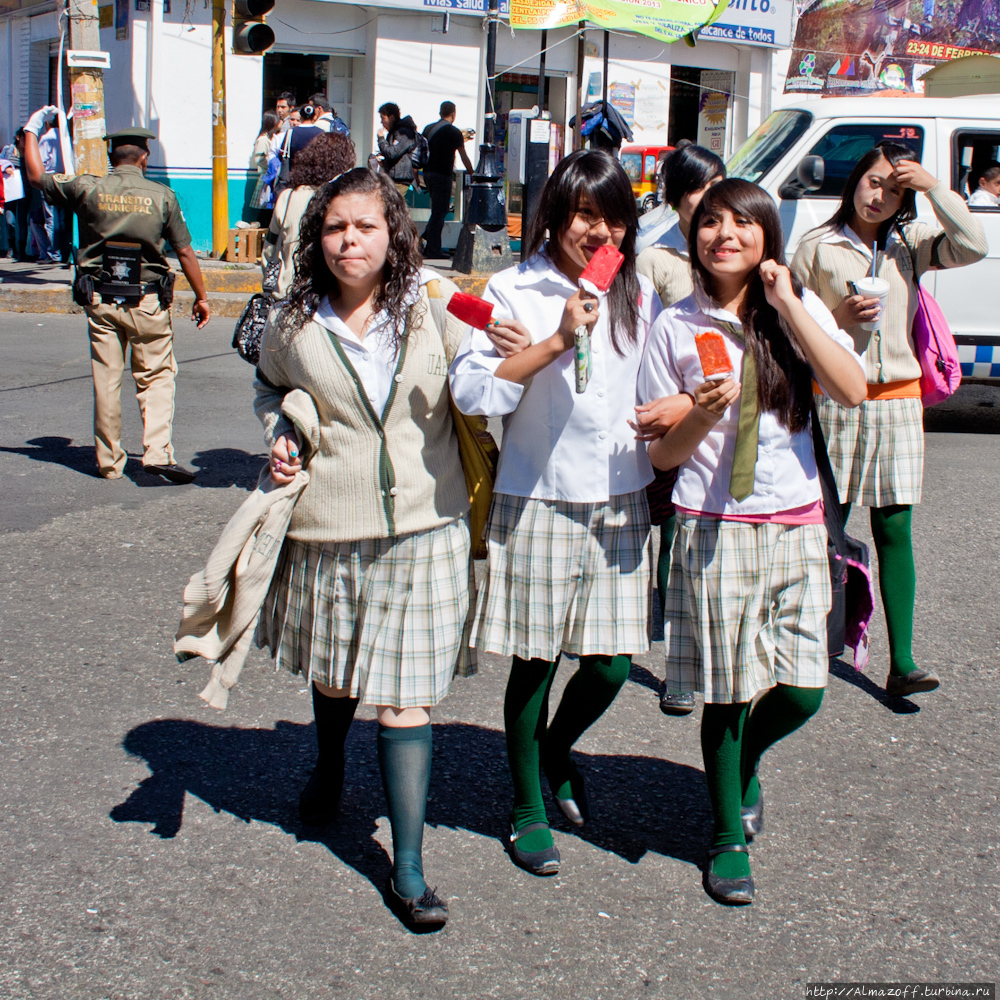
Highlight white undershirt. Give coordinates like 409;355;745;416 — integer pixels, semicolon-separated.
313;296;400;416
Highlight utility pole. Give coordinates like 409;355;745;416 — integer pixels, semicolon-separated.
211;0;229;258
66;0;108;176
452;0;511;274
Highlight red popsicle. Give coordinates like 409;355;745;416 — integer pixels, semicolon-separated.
695;330;733;379
447;291;494;330
579;245;624;295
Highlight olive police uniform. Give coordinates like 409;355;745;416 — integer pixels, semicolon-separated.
37;128;192;479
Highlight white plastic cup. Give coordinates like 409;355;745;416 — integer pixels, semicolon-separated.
853;276;890;331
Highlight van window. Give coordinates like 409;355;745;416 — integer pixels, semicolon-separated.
803;125;924;199
953;131;1000;210
621;153;641;183
727;110;812;184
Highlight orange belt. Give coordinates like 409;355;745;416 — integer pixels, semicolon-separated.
812;378;921;400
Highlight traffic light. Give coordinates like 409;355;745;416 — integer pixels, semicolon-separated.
232;0;275;54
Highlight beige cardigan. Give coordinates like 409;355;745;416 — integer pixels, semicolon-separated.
262;185;316;298
255;280;470;543
791;182;987;384
174;389;320;710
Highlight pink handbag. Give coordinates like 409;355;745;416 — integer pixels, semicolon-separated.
899;227;962;407
912;282;962;407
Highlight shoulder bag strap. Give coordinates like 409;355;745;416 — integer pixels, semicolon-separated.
810;396;847;558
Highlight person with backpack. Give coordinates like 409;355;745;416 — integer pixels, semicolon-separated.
791;142;986;699
418;101;475;260
377;103;419;199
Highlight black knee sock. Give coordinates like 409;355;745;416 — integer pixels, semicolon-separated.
300;684;359;820
378;723;433;899
741;684;824;808
701;702;751;878
543;654;631;800
505;656;559;852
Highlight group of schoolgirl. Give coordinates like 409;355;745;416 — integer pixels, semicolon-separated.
251;141;984;930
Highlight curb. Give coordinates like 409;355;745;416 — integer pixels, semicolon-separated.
0;271;492;315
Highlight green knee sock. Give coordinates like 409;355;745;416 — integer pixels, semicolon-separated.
657;514;676;616
870;504;917;677
377;723;433;900
701;703;751;879
740;684;824;808
543;654;631;800
505;656;559;853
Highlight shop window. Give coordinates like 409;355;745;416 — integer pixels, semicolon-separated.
953;131;1000;209
803;124;924;199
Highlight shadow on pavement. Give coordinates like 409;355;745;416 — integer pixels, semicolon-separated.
110;717;711;903
0;435;101;477
0;435;264;490
829;657;921;714
190;448;266;490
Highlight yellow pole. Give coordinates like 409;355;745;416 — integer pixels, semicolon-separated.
211;0;228;258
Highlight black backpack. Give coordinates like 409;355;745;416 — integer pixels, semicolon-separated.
412;121;446;170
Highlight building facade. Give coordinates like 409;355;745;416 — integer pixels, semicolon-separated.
0;0;794;252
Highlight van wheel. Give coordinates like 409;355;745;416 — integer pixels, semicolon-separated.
641;195;657;215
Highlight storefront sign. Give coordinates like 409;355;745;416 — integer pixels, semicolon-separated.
509;0;730;44
787;0;1000;95
365;0;510;10
699;0;793;47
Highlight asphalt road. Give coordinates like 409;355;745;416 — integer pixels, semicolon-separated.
1;314;998;1000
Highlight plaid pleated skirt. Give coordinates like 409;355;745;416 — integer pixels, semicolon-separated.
815;394;924;507
257;518;475;708
663;516;830;704
472;490;652;661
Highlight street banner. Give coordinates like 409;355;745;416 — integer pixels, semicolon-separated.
786;0;1000;95
509;0;731;44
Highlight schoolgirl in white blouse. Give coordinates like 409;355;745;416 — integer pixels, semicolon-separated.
450;150;674;877
640;179;866;905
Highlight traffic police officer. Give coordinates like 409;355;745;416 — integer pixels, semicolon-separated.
22;106;211;483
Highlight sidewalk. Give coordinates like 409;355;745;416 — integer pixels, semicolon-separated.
0;255;488;314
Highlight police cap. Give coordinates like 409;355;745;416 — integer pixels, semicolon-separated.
103;127;156;151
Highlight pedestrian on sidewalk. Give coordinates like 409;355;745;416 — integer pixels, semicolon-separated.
261;130;356;299
791;143;986;699
635;142;726;718
255;166;499;931
245;110;278;226
449;150;669;877
376;103;418;200
418;101;474;260
641;179;866;905
22;107;211;484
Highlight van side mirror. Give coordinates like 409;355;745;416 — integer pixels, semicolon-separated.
778;155;825;200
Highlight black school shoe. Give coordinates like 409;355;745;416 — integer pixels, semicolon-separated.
885;669;940;698
506;821;561;876
144;463;196;484
384;878;448;929
703;844;755;906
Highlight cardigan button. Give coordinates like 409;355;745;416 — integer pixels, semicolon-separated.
389;487;398;496
394;373;404;382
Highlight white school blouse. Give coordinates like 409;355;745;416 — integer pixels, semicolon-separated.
638;287;863;517
449;249;663;503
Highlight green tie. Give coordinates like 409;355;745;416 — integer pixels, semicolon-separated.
720;321;759;503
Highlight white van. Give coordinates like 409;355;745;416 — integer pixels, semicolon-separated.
726;95;1000;381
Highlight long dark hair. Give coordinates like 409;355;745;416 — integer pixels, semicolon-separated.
823;141;918;247
277;167;422;347
259;111;278;139
525;149;641;357
662;142;726;209
689;179;813;433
